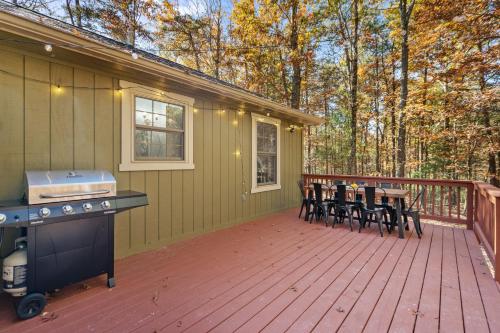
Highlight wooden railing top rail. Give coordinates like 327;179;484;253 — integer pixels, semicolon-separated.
303;173;474;187
474;181;500;198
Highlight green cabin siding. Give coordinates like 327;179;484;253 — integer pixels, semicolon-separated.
0;48;303;259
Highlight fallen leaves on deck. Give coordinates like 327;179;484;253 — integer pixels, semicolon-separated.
40;311;58;322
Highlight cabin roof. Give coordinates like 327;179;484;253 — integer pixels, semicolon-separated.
0;1;323;125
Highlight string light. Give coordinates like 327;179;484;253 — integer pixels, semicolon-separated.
44;44;53;52
0;67;314;126
266;112;270;117
234;150;241;157
131;51;139;60
232;120;238;126
193;108;198;113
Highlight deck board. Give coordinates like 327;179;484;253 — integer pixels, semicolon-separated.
439;226;464;332
0;208;499;333
414;225;443;332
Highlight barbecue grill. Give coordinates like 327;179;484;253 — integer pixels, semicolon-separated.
0;170;148;319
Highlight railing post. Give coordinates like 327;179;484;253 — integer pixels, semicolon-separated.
495;194;500;282
466;183;474;230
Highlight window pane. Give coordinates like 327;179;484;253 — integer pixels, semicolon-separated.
136;97;152;112
150;131;167;158
256;121;277;185
257;122;277;154
166;132;184;159
257;154;277;185
153;101;167;115
135;129;151;158
136;110;153;126
153;114;167;128
166;104;184;129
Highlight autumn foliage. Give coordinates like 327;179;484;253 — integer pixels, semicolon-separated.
13;0;499;183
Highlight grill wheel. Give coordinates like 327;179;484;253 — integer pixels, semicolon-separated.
16;293;46;320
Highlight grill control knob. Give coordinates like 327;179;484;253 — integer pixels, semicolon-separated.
62;205;74;215
82;203;93;212
0;214;6;224
101;200;111;209
39;207;51;218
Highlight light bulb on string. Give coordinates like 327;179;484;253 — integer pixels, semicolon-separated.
131;51;139;60
44;44;53;52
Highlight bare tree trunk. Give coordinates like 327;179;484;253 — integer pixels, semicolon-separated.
419;63;428;175
324;98;330;174
349;0;359;175
188;32;201;71
478;42;498;186
391;59;397;177
279;50;290;105
290;0;301;109
213;0;222;79
396;0;415;177
75;0;82;27
66;0;75;25
374;38;381;174
307;126;312;173
128;0;137;46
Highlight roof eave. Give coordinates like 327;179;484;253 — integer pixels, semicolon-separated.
0;10;324;126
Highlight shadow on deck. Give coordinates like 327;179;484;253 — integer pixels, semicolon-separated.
0;208;499;333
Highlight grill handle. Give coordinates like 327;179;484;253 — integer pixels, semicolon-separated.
39;189;111;199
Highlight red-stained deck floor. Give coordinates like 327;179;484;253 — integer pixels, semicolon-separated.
1;208;499;333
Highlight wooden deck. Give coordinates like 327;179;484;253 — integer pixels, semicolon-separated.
0;208;499;333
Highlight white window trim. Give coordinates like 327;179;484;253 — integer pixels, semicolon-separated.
119;80;195;171
251;113;281;194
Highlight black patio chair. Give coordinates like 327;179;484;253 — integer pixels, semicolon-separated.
376;184;396;230
349;189;363;222
298;180;315;220
401;188;425;238
359;187;390;237
309;183;335;226
332;184;354;231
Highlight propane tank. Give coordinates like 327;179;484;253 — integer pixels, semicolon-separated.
2;237;27;297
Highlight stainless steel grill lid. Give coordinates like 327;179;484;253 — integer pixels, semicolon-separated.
24;170;116;204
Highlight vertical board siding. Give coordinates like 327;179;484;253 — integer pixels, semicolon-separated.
202;100;213;231
0;50;24;200
50;63;74;170
0;48;302;259
193;101;204;232
24;56;50;172
73;69;95;169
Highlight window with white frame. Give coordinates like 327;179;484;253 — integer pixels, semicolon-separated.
251;114;281;193
119;80;194;171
